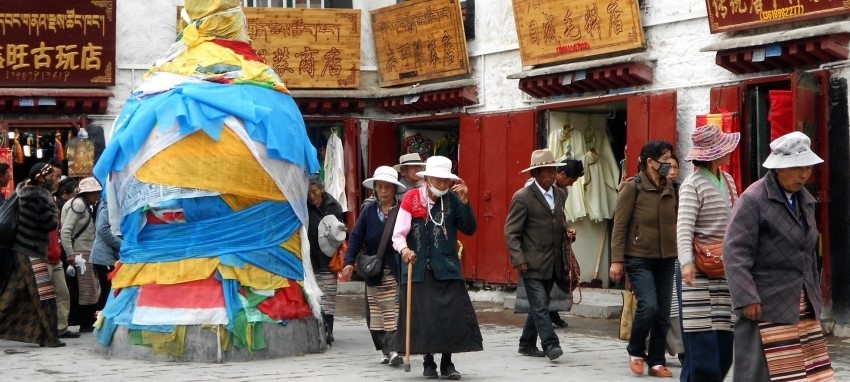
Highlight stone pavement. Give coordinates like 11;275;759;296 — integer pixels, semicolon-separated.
3;294;850;381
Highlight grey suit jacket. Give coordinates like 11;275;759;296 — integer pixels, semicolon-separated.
723;171;822;324
505;182;568;280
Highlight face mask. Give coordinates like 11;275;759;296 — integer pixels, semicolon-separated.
429;181;449;197
655;163;672;178
43;179;54;190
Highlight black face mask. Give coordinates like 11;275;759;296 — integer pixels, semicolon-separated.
43;179;55;190
654;162;672;178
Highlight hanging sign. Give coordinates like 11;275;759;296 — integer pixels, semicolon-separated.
371;0;470;87
0;0;116;87
705;0;850;34
511;0;645;67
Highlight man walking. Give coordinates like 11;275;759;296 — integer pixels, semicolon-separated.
505;149;567;361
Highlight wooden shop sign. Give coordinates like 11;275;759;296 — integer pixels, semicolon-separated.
512;0;645;67
705;0;850;34
371;0;470;87
0;0;116;87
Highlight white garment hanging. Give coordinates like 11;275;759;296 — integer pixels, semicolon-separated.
323;133;348;212
582;114;620;222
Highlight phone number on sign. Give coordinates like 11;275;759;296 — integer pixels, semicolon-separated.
758;5;805;20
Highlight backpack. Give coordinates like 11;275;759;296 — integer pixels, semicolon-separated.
0;193;19;249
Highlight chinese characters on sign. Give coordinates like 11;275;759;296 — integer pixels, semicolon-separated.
704;0;850;33
371;0;470;87
512;0;644;67
243;8;360;88
0;0;116;87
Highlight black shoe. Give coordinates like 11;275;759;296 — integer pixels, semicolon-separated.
79;326;94;333
380;354;390;364
423;361;438;379
518;346;546;357
440;363;462;380
58;331;81;339
546;346;563;361
552;318;569;328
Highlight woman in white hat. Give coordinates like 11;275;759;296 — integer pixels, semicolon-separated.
676;124;740;381
724;131;835;381
59;176;102;333
392;156;481;380
341;166;406;366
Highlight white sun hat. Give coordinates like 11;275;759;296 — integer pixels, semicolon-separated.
362;166;406;194
416;156;458;180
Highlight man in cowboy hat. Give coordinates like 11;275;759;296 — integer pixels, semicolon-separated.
505;149;568;361
394;153;426;191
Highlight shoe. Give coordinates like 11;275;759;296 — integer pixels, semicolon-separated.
440;363;462;380
649;365;673;378
518;346;546;357
58;331;81;339
552;317;569;328
388;352;403;366
545;346;563;361
380;354;389;364
423;361;438;379
79;326;94;333
629;356;645;375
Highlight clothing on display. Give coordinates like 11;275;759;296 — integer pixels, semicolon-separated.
324;131;347;212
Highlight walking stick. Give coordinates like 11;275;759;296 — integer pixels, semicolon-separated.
403;259;413;372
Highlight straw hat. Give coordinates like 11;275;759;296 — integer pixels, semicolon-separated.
416;156;458;180
520;149;560;172
363;166;406;194
318;215;346;257
393;153;426;172
762;131;823;169
77;177;102;194
685;124;740;162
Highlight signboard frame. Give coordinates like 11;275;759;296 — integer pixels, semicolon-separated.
705;0;850;34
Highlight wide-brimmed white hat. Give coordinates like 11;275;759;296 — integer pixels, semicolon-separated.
77;177;102;194
762;131;823;169
521;149;560;172
393;153;426;172
318;215;346;257
363;166;406;194
416;156;458;180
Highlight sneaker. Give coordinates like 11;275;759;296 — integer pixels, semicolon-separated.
380;354;389;364
546;346;563;361
388;352;403;366
649;365;673;378
518;346;546;357
423;361;438;379
629;356;645;375
440;363;462;380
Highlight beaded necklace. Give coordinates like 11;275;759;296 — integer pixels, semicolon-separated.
427;194;447;238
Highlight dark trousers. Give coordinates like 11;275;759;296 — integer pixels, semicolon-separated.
92;264;112;311
624;256;675;367
680;330;734;382
518;277;559;352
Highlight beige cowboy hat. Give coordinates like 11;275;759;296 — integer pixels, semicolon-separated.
416;156;458;180
392;153;426;172
318;215;346;257
363;166;407;194
762;131;823;169
77;177;102;194
520;149;560;172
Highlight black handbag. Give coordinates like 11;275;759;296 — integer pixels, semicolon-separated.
355;205;399;279
0;193;19;249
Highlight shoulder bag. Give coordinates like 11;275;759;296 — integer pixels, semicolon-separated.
355;205;399;279
692;175;736;278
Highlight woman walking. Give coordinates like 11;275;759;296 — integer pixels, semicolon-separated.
307;177;344;344
341;166;405;366
392;156;482;380
725;132;835;381
677;124;739;381
60;177;102;333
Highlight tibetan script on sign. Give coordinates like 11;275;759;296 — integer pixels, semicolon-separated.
705;0;850;34
0;0;116;87
512;0;645;67
371;0;470;87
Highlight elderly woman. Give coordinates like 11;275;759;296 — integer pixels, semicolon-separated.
342;166;406;366
307;177;344;344
610;141;678;378
392;156;481;380
0;162;64;347
60;177;102;333
725;131;835;381
676;124;739;381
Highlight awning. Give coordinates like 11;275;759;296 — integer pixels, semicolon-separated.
293;98;367;114
376;85;478;114
515;62;653;98
0;88;112;114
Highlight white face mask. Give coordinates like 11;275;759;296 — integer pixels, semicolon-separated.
429;181;449;197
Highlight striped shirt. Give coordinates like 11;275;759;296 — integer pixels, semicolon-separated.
676;168;737;332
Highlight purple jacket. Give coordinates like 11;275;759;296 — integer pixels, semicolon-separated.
723;171;822;324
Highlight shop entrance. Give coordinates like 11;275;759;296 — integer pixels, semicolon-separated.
305;118;360;228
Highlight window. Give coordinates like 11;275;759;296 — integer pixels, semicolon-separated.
241;0;352;8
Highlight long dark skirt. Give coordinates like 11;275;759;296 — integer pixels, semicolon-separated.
396;270;483;355
0;250;60;346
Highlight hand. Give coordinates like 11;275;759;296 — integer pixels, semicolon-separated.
341;265;354;280
451;178;469;204
609;262;624;283
742;303;762;321
515;263;528;273
681;263;696;286
566;228;576;242
401;248;417;264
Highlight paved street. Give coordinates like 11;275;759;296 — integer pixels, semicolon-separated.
3;294;850;381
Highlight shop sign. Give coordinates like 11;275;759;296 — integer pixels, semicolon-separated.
705;0;850;34
371;0;470;87
511;0;645;67
0;0;116;87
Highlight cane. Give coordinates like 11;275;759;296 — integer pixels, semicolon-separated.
403;258;413;372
